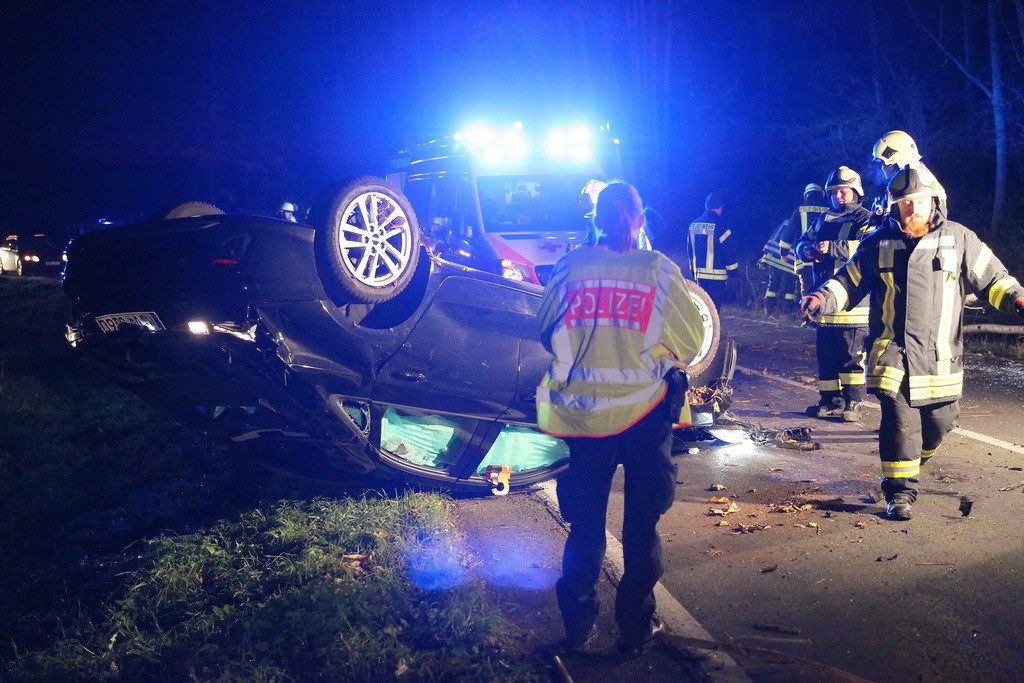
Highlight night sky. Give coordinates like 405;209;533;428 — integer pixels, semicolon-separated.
1;1;1014;252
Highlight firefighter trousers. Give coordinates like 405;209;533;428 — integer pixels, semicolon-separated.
815;326;866;402
878;386;960;503
764;266;800;307
555;399;676;646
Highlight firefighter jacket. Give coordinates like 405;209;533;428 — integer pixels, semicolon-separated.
688;210;739;283
795;203;873;327
812;213;1024;407
761;199;828;274
535;247;706;437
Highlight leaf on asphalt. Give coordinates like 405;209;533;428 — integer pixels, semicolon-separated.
875;553;899;562
705;547;725;556
732;523;771;534
708;483;728;491
854;521;867;528
797;376;816;385
715;520;731;526
808;522;819;528
708;501;741;516
709;496;731;503
759;564;780;573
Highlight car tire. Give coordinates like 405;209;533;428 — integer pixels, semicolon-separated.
158;201;225;220
685;279;728;387
311;176;421;304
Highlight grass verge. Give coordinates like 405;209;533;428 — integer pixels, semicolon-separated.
0;277;544;681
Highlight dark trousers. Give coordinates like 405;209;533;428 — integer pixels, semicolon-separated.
815;326;867;402
764;267;800;306
555;400;676;645
878;385;959;503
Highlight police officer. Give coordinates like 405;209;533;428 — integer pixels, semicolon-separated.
795;167;873;422
869;130;946;223
688;192;738;304
801;166;1024;520
579;179;652;251
760;183;828;313
537;182;705;656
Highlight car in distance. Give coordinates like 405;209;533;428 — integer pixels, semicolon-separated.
0;233;65;277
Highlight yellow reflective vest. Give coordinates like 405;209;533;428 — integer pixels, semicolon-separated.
813;216;1024;406
536;247;706;437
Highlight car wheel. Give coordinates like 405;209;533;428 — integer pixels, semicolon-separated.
311;176;421;304
158;201;225;220
685;279;728;387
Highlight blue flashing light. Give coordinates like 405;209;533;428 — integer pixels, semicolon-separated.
451;120;604;165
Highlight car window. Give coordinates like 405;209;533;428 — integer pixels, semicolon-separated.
403;176;475;246
475;423;568;474
379;406;568;474
380;407;474;469
477;174;594;233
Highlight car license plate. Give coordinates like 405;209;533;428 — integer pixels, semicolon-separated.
95;311;166;333
45;260;60;266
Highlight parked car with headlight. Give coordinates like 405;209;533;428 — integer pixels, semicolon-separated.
0;233;64;277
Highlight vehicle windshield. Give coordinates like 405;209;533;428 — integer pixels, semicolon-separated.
477;175;594;233
18;236;62;253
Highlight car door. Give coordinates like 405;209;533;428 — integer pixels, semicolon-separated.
370;275;535;476
0;237;16;272
373;275;529;416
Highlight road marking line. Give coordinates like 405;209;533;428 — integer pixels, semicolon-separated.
537;480;750;682
736;365;1024;456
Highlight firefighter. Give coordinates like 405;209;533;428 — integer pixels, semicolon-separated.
278;201;298;223
688;192;739;304
760;183;828;313
795;167;873;422
536;182;705;656
801;166;1024;520
869;130;946;224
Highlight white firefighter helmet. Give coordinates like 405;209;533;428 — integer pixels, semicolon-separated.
872;130;922;168
824;166;864;198
579;179;608;219
279;202;297;213
886;165;942;208
803;183;823;197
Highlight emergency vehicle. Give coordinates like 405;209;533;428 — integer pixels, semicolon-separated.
386;120;620;285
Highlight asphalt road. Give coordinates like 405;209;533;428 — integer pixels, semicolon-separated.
588;312;1024;682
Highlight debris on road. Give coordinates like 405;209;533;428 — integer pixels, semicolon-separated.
708;501;741;516
958;496;974;516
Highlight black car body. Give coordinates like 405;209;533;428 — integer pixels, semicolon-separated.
0;233;64;277
63;209;574;492
64;179;728;492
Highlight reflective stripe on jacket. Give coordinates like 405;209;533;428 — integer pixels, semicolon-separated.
536;247;706;437
688;210;738;282
795;203;873;326
813;217;1024;406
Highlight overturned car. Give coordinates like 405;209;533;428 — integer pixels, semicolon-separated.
63;175;730;493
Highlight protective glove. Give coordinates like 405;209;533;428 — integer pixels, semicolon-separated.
1016;296;1024;318
799;294;821;323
